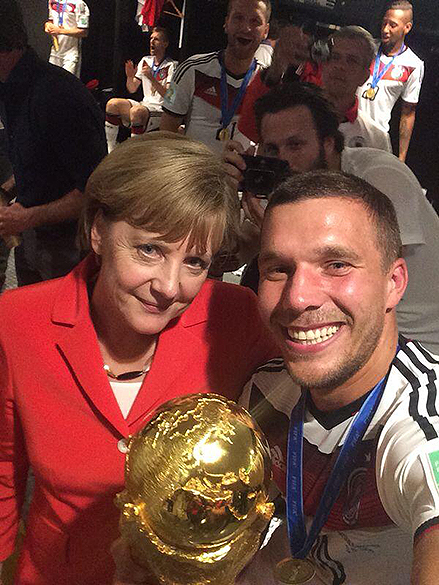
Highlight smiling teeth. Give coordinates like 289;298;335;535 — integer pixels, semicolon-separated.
288;325;340;345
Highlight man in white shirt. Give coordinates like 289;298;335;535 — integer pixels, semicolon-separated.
44;0;89;77
323;26;391;152
358;0;424;162
159;0;270;153
105;27;176;152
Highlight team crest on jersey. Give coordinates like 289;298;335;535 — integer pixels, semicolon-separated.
158;67;169;81
391;65;405;80
270;444;286;473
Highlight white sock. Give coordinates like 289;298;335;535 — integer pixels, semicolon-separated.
105;121;119;153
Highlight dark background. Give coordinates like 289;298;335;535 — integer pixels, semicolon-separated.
17;0;439;200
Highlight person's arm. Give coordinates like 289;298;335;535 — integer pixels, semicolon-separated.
399;101;417;162
125;60;141;94
44;22;88;38
411;528;439;584
0;189;86;237
159;110;184;133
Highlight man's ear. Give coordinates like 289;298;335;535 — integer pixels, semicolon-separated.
262;22;270;41
90;209;107;256
385;257;408;312
404;21;413;35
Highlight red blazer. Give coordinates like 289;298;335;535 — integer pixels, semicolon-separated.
0;256;276;585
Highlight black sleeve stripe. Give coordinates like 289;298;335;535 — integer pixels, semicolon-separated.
393;357;439;441
172;52;218;84
400;345;439;417
414;516;439;540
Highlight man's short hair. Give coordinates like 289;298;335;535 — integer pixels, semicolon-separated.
255;82;344;153
330;26;377;68
227;0;271;21
385;1;413;21
0;0;27;52
152;26;169;44
267;170;402;271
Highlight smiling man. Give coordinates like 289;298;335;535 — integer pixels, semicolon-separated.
160;0;270;152
358;1;424;162
238;171;439;585
224;82;439;355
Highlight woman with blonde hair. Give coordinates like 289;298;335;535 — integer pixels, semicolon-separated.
0;133;275;585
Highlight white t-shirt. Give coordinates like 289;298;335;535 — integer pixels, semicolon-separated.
163;51;264;153
134;56;176;110
341;147;439;355
340;109;391;152
48;0;89;62
239;340;439;584
358;46;424;132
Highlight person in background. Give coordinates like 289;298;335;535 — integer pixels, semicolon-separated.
322;26;391;151
0;133;276;585
160;0;270;153
238;22;317;143
358;0;424;162
105;27;176;152
0;1;107;286
44;0;90;78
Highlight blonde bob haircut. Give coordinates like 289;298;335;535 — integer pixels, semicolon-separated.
80;132;240;255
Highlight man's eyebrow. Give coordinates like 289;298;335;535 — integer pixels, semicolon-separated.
259;246;362;265
315;245;362;262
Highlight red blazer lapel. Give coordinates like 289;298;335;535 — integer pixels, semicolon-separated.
50;258;129;438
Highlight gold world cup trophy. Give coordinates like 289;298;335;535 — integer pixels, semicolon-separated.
116;393;274;585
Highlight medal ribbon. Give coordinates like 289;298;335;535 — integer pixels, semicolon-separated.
286;364;394;559
57;0;68;27
219;52;256;130
370;44;406;89
151;59;164;79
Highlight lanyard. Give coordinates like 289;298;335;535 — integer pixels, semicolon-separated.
371;44;406;89
219;52;256;130
286;370;391;559
151;59;164;78
56;0;68;27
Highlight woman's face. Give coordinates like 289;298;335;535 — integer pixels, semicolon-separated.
91;219;214;336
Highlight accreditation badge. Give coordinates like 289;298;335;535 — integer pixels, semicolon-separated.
362;84;379;101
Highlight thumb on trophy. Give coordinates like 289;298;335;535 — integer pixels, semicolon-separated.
111;536;159;585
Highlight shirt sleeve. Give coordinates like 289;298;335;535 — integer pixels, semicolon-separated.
76;1;90;29
357;160;425;246
401;60;424;105
162;58;196;117
376;412;439;537
0;315;29;561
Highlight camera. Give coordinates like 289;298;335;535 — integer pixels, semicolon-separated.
241;154;290;197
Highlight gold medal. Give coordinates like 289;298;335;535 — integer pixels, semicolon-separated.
218;127;230;141
275;558;316;584
363;85;378;101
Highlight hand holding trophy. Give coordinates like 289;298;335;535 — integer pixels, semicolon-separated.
115;393;274;585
